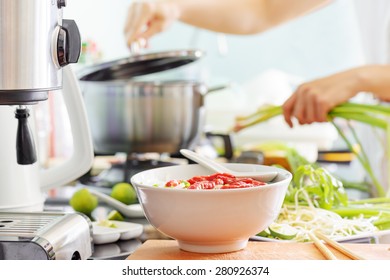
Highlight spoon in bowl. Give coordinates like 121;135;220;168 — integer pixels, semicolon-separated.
180;149;278;182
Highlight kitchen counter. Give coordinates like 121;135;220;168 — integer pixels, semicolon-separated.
45;185;390;260
126;240;390;260
43;156;386;260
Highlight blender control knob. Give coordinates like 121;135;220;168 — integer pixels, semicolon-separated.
57;0;67;8
57;19;81;67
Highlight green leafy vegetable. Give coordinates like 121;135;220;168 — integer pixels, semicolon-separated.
284;165;348;210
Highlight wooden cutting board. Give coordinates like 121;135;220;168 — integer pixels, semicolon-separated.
126;240;390;260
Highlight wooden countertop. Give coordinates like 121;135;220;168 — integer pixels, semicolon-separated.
126;240;390;260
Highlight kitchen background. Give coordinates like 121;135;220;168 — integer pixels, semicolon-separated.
46;0;366;167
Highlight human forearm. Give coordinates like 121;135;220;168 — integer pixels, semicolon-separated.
174;0;332;34
124;0;331;46
356;65;390;101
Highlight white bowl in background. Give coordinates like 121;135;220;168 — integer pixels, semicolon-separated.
131;163;292;253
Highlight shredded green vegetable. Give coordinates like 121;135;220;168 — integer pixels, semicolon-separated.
284;164;348;209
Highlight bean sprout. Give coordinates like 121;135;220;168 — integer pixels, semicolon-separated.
275;204;378;242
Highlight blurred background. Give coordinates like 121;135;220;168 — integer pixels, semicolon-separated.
55;0;366;166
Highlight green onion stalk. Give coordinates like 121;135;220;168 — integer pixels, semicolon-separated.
232;102;390;198
387;121;390;197
330;120;385;197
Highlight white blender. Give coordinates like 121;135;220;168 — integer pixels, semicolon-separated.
0;0;95;259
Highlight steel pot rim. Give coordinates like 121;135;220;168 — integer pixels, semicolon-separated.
78;49;204;82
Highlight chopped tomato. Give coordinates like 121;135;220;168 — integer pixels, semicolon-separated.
188;176;207;184
165;172;267;190
206;173;235;184
165;180;181;187
234;178;266;186
188;181;216;190
210;178;224;186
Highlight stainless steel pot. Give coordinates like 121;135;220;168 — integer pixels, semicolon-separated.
81;80;211;154
79;50;221;155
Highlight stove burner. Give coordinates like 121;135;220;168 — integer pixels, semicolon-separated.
79;159;177;190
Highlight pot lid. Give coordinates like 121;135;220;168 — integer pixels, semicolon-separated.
78;49;204;81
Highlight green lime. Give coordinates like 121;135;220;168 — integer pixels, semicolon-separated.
111;182;137;205
268;223;298;240
256;228;271;238
97;219;117;228
107;210;125;221
69;188;98;216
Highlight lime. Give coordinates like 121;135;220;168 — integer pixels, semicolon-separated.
256;228;271;238
97;219;117;228
268;223;298;240
69;188;98;216
111;182;137;205
107;210;125;221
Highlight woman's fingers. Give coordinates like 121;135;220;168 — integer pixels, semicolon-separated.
283;84;330;127
305;91;317;124
282;94;297;128
124;1;180;48
314;95;331;122
291;89;307;125
124;1;155;47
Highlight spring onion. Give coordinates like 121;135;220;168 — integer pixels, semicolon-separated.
233;102;390;197
284;164;348;210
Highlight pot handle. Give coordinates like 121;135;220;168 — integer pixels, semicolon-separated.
40;66;94;191
205;132;234;160
206;83;231;95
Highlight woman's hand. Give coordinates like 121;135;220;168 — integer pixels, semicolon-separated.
124;1;180;48
282;69;362;128
282;65;390;127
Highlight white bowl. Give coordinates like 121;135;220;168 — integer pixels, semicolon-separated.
131;163;292;253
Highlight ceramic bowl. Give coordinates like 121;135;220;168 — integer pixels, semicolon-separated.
131;163;292;253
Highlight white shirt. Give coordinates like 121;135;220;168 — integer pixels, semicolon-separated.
352;0;390;195
353;0;390;64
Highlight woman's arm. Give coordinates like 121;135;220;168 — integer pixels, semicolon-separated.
124;0;331;46
170;0;331;34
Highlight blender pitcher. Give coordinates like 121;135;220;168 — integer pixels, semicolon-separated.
0;0;94;211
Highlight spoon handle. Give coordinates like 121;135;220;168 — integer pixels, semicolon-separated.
88;189;143;218
180;149;232;174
